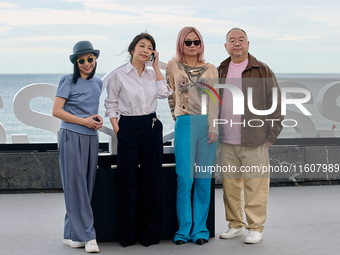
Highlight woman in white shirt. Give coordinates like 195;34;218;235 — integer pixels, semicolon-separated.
104;33;172;247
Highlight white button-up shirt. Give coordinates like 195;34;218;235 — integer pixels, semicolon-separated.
104;62;172;119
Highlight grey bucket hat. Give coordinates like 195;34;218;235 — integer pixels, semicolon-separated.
69;41;100;64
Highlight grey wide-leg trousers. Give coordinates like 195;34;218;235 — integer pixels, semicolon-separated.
58;129;98;242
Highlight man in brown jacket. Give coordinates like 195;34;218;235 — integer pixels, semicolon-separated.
217;28;283;244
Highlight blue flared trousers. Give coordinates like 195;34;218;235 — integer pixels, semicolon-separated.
174;115;218;243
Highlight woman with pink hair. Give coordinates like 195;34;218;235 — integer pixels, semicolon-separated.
166;27;219;245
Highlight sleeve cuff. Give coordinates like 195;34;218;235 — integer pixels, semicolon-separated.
209;126;218;135
105;111;117;119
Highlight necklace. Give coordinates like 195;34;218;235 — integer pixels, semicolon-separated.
183;59;198;72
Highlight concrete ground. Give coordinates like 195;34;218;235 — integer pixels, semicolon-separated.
1;185;339;255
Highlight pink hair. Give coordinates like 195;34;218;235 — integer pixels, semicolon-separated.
176;26;205;63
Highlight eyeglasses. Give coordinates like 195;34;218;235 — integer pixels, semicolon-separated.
228;38;246;45
184;40;201;47
76;56;95;65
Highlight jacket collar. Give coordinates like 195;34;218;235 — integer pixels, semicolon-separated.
220;53;259;70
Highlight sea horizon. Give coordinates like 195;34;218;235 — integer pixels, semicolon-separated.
1;73;340;144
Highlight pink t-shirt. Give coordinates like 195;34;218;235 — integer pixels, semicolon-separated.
219;59;248;144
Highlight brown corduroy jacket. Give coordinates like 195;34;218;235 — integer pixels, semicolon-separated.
217;53;283;147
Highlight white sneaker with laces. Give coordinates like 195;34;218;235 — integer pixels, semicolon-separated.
63;239;85;248
85;239;100;253
245;230;263;244
219;227;244;239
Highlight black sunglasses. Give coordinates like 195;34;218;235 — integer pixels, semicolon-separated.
76;56;95;65
184;40;201;47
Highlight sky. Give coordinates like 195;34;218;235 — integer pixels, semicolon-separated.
0;0;339;74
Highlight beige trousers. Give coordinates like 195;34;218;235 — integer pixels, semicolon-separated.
217;142;270;232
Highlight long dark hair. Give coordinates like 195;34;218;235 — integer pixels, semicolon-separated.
128;33;156;62
72;62;97;84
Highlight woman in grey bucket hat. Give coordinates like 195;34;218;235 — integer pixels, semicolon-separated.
52;40;102;253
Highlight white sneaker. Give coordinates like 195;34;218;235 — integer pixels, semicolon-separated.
245;231;263;244
63;239;85;248
85;239;99;253
219;227;244;239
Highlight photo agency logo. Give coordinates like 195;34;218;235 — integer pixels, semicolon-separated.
199;81;222;115
196;77;340;138
212;83;312;128
205;78;340;137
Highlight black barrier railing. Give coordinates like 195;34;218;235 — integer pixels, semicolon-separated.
273;138;340;146
0;142;109;152
1;138;340;152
